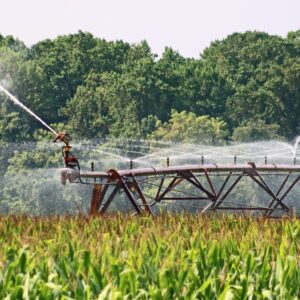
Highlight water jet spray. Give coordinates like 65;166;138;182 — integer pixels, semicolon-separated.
0;85;58;135
0;85;79;170
2;85;300;217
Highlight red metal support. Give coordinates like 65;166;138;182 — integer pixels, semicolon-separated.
204;169;217;198
130;175;154;216
264;173;291;216
247;171;289;211
108;169;143;215
216;172;232;199
90;184;102;215
177;171;215;200
266;175;300;217
212;174;243;210
78;163;300;217
99;186;119;214
156;177;184;202
155;176;165;202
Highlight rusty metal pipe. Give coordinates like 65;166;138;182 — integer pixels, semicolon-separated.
78;163;300;180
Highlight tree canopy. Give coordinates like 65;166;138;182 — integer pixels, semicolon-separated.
0;30;299;143
1;30;300;213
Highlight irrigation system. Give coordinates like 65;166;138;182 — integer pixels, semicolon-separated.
1;84;300;217
60;162;300;217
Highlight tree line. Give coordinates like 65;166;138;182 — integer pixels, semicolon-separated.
0;30;300;214
0;30;300;144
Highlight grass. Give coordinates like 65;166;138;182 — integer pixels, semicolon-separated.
0;214;300;299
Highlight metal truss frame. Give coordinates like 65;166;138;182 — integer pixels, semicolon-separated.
76;163;300;217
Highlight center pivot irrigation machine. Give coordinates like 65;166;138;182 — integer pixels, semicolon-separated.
57;134;300;217
1;85;300;218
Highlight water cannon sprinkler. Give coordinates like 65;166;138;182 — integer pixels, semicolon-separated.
53;132;80;170
53;132;70;146
0;85;83;185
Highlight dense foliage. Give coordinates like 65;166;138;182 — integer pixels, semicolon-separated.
1;33;300;297
0;215;300;298
0;30;300;144
0;30;300;213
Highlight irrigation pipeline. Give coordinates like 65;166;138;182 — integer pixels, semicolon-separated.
1;87;300;217
60;163;300;217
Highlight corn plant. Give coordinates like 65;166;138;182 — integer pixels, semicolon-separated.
0;214;299;299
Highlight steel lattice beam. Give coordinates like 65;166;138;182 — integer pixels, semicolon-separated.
60;163;300;216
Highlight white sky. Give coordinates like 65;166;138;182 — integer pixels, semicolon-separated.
0;0;299;58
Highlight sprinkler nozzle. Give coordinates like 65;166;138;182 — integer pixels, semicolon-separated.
53;132;70;147
53;132;80;170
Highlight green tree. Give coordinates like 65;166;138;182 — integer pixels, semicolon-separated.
0;111;30;142
265;58;300;138
232;120;281;142
61;72;110;139
150;110;229;144
28;31;131;123
1;30;300;144
62;42;162;139
0;34;27;52
154;47;192;119
198;31;300;131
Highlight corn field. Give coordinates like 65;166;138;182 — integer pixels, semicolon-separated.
0;214;300;299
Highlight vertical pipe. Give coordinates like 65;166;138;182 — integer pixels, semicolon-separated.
265;156;267;164
234;156;237;164
167;157;170;167
201;155;204;165
89;184;102;215
91;162;95;183
130;160;133;169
